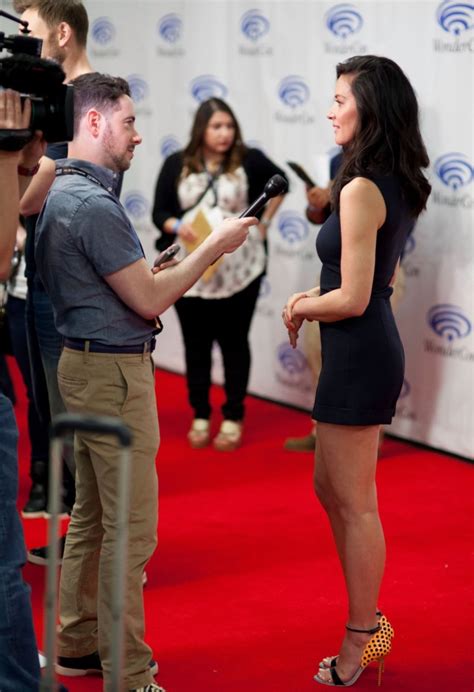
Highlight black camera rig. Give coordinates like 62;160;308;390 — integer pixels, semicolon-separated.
0;9;73;149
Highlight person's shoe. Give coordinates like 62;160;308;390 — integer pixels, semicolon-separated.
187;418;210;448
283;431;316;452
314;621;393;687
56;651;158;677
56;652;102;677
21;481;48;517
318;612;394;670
213;420;242;452
129;685;166;692
43;502;73;519
27;535;67;566
22;460;48;518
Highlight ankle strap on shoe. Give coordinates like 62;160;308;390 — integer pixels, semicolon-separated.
346;622;381;635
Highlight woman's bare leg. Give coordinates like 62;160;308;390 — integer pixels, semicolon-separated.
314;422;386;681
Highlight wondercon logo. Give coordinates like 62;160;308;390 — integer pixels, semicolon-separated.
325;4;363;38
123;191;149;220
241;9;270;41
399;379;411;399
436;0;474;35
160;135;181;159
127;75;149;103
403;234;416;257
158;13;182;43
278;76;310;108
277;211;309;244
91;16;115;45
258;276;271;299
190;75;227;103
434;153;473;190
427;304;472;341
277;343;308;374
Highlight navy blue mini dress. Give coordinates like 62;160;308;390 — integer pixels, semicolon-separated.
313;176;414;426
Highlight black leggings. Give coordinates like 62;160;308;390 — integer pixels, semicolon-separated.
174;275;262;421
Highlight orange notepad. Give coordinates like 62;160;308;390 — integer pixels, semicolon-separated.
182;208;222;282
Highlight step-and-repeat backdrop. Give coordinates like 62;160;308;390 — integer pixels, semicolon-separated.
5;0;472;457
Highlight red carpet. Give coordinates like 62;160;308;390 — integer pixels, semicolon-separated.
10;358;474;692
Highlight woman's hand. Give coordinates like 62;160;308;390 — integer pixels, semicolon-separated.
306;186;330;209
282;292;307;348
177;222;197;243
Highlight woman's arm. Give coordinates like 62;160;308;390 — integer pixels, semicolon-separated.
288;177;386;325
152;152;183;231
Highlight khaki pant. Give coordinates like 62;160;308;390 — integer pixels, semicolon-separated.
57;347;159;690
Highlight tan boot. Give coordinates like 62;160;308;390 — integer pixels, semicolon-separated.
188;419;210;449
284;431;316;452
213;420;242;452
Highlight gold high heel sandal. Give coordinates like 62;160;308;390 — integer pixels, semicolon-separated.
314;621;393;687
318;612;394;670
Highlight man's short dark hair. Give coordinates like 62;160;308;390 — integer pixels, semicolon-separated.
13;0;89;48
70;73;131;134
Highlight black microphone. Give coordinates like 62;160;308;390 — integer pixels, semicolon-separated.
238;174;288;218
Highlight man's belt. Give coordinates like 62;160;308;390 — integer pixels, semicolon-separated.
64;338;156;354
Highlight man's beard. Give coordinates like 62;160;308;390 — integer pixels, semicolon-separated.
45;31;67;65
102;123;131;173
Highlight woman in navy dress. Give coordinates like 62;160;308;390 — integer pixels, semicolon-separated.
282;56;431;687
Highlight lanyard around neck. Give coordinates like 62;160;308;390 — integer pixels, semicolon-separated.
56;166;111;193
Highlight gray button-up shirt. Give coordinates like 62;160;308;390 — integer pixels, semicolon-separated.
35;158;157;346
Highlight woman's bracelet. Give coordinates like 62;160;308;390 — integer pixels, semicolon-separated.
171;218;182;234
260;217;271;228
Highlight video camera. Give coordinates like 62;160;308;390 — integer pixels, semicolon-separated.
0;9;73;150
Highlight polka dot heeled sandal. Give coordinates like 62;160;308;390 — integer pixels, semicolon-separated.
314;620;393;687
318;611;394;671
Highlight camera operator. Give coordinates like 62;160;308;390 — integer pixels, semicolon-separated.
12;0;93;538
0;87;44;692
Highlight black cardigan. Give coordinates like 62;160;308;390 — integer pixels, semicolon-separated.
152;148;288;236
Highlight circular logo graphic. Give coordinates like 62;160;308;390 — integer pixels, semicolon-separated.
325;4;364;38
277;343;308;374
91;17;116;46
278;76;310;108
427;304;471;341
240;9;270;41
190;75;227;103
127;75;149;103
399;379;411;399
437;0;474;36
434;153;473;190
258;276;271;299
160;135;181;159
403;234;416;257
123;191;149;220
158;13;182;43
277;211;309;244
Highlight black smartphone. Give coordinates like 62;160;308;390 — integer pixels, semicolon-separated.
153;243;180;268
286;161;316;187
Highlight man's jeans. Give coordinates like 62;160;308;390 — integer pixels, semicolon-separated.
0;393;40;691
26;278;76;504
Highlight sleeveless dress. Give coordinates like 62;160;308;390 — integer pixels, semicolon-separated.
313;175;415;425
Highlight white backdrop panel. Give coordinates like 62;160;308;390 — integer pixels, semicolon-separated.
2;0;471;457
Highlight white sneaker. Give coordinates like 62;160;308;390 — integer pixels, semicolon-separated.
129;685;166;692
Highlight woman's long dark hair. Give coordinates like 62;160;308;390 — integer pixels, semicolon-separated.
182;98;247;175
331;55;431;217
